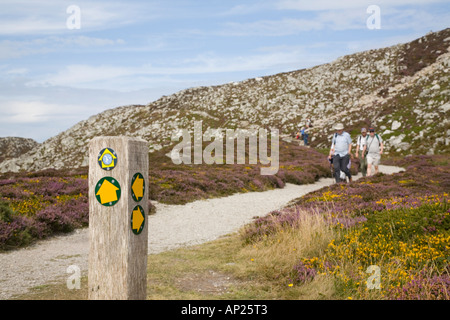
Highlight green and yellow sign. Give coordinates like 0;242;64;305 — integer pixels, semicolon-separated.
131;172;145;202
98;148;118;171
95;177;121;206
131;205;145;235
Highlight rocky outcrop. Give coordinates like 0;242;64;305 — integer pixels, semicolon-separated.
0;137;39;166
0;28;449;173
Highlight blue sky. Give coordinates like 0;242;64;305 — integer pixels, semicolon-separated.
1;0;449;142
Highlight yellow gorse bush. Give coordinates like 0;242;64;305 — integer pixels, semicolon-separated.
297;196;450;299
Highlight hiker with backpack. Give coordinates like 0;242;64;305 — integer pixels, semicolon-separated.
364;127;384;176
354;127;368;177
328;123;353;183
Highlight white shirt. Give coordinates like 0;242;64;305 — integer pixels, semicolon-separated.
357;134;367;150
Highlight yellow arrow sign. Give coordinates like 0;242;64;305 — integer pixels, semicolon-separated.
131;173;145;202
131;206;145;234
95;178;120;205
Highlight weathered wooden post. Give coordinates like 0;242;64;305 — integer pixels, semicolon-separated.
88;136;148;300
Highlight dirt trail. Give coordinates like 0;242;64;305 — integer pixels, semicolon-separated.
0;165;403;299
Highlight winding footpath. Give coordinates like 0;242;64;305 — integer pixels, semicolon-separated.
0;165;403;299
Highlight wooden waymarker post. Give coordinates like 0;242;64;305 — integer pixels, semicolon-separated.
88;136;148;300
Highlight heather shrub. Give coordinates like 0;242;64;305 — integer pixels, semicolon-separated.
35;197;89;234
291;260;318;285
387;268;450;300
0;201;13;223
0;175;89;250
0;202;36;250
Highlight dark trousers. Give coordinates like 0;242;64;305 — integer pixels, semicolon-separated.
358;150;367;177
303;133;309;146
333;154;351;183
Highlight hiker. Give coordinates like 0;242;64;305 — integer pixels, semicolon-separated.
355;127;368;177
301;124;310;146
328;123;352;183
364;127;384;176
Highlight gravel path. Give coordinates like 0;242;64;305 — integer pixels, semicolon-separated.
0;165;403;299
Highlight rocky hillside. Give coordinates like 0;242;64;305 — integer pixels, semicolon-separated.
0;28;449;173
0;137;39;165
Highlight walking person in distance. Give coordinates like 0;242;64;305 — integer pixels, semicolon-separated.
365;127;384;176
355;127;368;177
301;124;310;146
328;123;352;183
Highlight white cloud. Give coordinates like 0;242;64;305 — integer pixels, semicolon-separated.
222;18;324;36
178;51;303;73
218;2;449;37
63;36;126;47
0;99;91;142
0;36;125;60
220;2;275;16
219;8;370;37
0;0;149;35
27;48;314;91
380;7;450;31
0;100;77;123
29;64;134;88
276;0;449;11
5;68;28;75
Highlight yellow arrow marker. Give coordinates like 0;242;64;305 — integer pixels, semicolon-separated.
132;207;144;231
96;180;119;204
98;148;117;169
132;175;144;199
